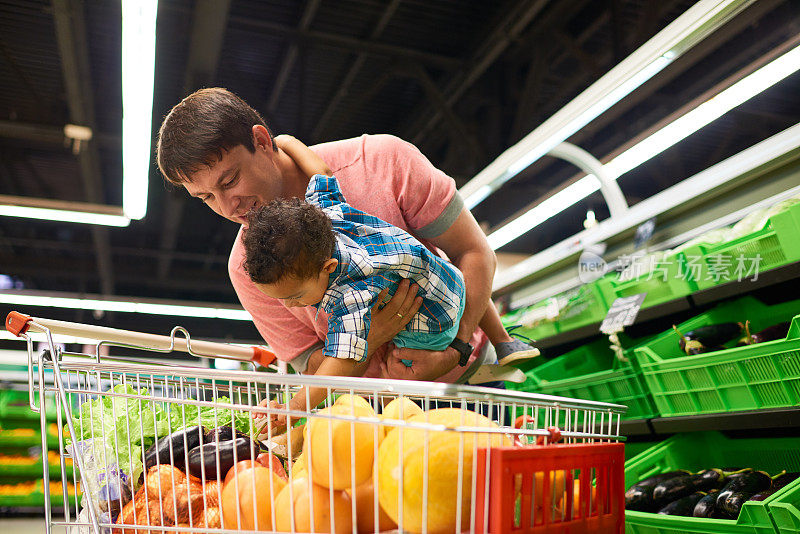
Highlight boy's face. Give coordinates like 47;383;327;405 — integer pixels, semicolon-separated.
255;258;338;307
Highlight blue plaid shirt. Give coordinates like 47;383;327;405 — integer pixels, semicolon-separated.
307;174;465;362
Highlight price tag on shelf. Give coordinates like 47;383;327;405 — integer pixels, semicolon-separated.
634;218;656;250
600;293;647;334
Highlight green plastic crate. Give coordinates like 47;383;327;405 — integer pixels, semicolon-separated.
553;282;611;333
596;253;697;311
633;296;800;417
680;201;800;291
501;297;560;342
625;441;658;461
768;477;800;533
517;336;658;420
625;431;800;534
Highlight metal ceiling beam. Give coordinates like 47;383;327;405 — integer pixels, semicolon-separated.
311;0;401;142
0;120;120;147
267;0;321;113
572;0;784;144
401;0;550;148
157;0;231;283
52;0;114;295
227;14;461;70
401;62;485;165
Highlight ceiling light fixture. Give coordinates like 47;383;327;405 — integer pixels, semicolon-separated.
122;0;159;221
461;0;754;210
0;292;251;321
0;205;130;227
487;41;800;250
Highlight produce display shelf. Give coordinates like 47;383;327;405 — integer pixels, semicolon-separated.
551;281;610;333
0;462;73;479
595;255;697;312
0;429;63;449
633;296;800;417
681;201;800;291
625;431;800;534
514;336;658;420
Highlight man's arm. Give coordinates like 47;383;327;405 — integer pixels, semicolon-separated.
389;207;495;378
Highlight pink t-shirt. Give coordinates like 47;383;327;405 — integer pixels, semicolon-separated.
229;134;488;382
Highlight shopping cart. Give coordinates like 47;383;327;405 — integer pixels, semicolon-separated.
6;311;627;534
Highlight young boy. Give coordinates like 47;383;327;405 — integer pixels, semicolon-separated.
246;137;535;423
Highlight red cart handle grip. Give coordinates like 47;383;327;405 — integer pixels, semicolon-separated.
251;346;277;367
5;311;32;337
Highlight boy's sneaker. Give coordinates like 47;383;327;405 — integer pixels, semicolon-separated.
496;325;540;366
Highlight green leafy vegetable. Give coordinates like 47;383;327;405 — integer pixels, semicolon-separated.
65;385;255;482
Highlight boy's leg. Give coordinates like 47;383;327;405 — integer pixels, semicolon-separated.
479;300;540;364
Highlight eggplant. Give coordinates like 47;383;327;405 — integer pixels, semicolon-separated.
143;425;208;472
748;472;799;502
186;437;254;479
692;490;719;518
658;492;705;516
717;471;772;517
206;425;265;452
675;323;743;355
625;470;690;511
739;321;791;345
652;469;723;505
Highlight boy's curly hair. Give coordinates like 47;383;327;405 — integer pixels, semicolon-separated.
243;198;336;284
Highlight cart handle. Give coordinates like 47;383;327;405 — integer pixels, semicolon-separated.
4;311;277;366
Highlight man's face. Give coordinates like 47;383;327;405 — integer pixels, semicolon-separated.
183;140;283;227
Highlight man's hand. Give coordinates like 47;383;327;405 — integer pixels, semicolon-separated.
252;398;290;435
366;279;422;351
380;346;460;381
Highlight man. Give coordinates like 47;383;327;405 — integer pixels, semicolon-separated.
156;87;527;385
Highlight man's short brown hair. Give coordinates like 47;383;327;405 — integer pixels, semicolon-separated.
156;88;276;185
243;198;336;284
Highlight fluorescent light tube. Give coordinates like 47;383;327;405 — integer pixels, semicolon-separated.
0;205;130;226
487;42;800;250
461;0;754;209
0;293;251;321
487;176;600;249
606;43;800;177
122;0;158;220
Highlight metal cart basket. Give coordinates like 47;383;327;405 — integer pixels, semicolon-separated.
6;311;626;534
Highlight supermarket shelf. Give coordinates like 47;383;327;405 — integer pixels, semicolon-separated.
532;259;800;349
618;407;800;438
650;407;800;434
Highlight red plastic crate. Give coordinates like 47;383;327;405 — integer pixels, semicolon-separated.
475;442;625;533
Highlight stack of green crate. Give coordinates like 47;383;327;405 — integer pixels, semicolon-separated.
552;282;611;333
595;251;697;312
513;335;658;420
679;200;800;291
0;389;77;508
632;296;800;417
501;296;560;342
625;431;800;534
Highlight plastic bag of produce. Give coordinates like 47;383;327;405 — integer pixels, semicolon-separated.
673;227;732;253
68;507;112;534
66;439;133;524
730;197;800;239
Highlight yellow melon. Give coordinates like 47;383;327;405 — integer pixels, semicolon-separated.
334;394;375;414
379;397;424;437
377;408;512;534
307;404;377;490
275;477;353;533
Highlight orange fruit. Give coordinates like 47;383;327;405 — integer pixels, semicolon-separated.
346;478;396;533
275;477;353;533
221;465;286;531
307;404;377;490
379;397;423;437
377;408;512;534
